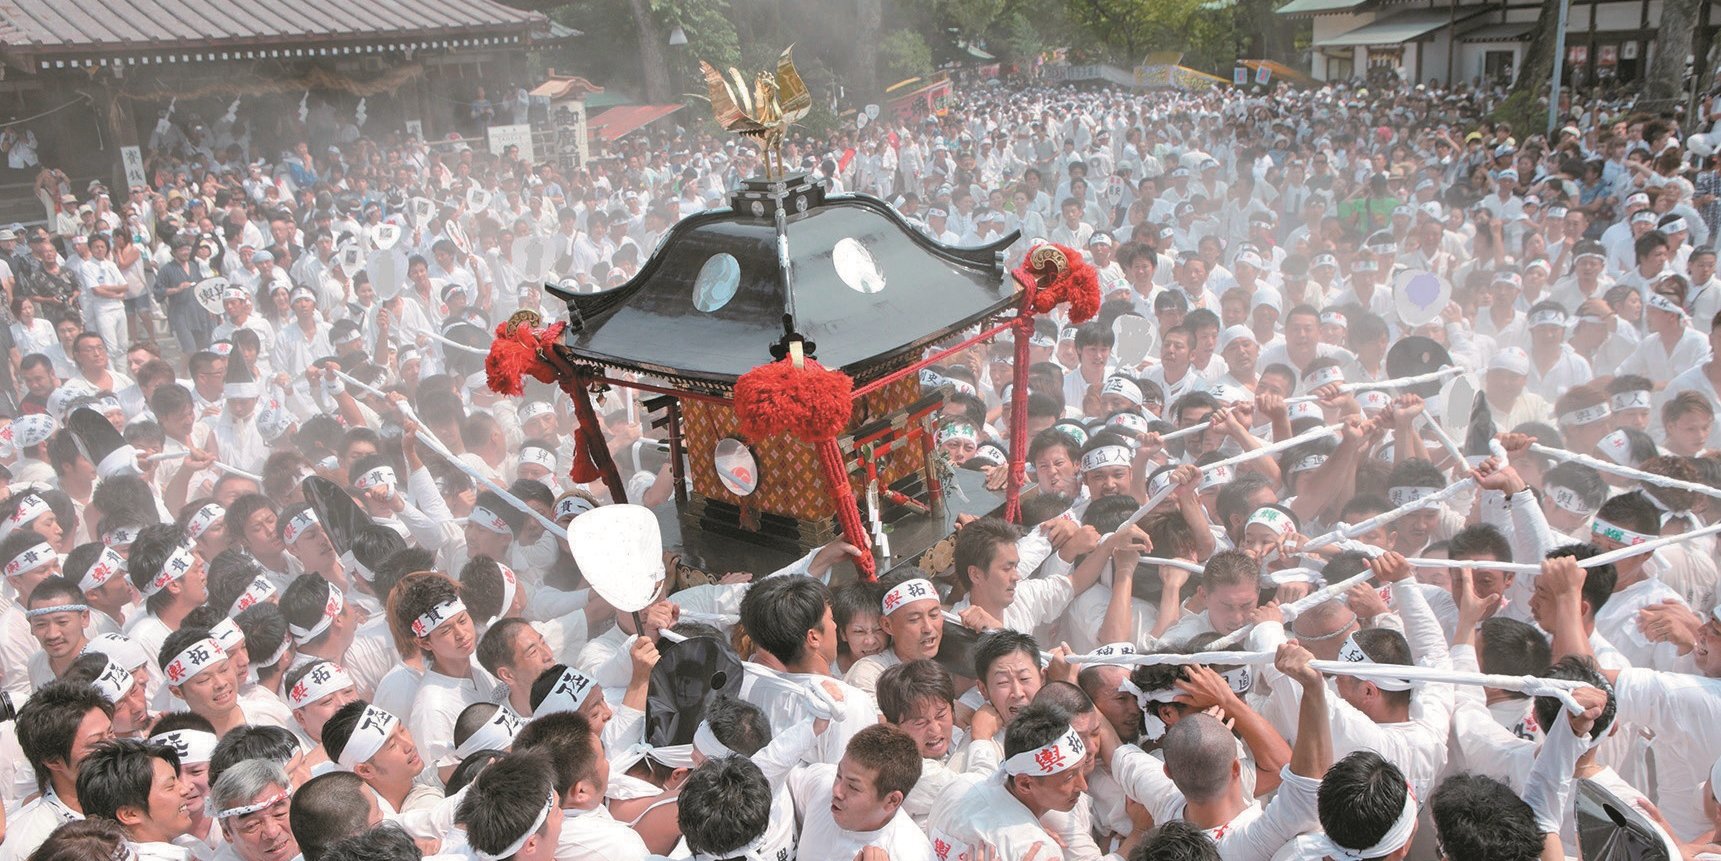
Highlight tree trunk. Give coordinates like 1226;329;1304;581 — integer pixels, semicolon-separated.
1510;0;1563;105
854;0;882;96
1647;0;1702;111
625;0;673;104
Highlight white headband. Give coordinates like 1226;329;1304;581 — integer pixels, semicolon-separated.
141;546;196;599
288;583;345;644
1387;486;1437;507
473;792;555;861
1290;453;1328;474
1336;635;1414;691
1610;390;1652;412
0;494;49;541
495;564;519;621
209;618;245;653
519;446;557;473
229;574;277;616
1304;365;1344;389
1308;784;1418;861
935;423;979;448
1647;292;1686;318
288;662;355;709
1356;390;1391;413
281;508;319;545
1664;217;1690;234
692;721;734;759
882;579;937;615
555;495;595;520
1591;518;1654;547
152;729;218;765
1548;485;1598;517
1560;403;1611;427
336;705;400;769
1091;642;1138;657
469;505;511;535
412;599;466;638
1199;464;1234;491
1246;507;1297;539
1080;445;1132;473
1597;430;1634;465
1108;413;1150;436
186;503;225;541
224;381;261;399
1287;401;1323;422
164;637;226;686
453;707;523;760
1320;311;1348;327
213;788;290;820
518;401;553;422
25;602;87;619
1002;726;1086;777
80;546;126;593
354;465;396;492
4;542;55;580
92;658;135;703
1529;308;1567;328
535;665;598;716
104;525;139;547
1101;376;1144;405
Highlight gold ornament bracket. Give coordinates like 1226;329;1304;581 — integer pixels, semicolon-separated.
699;46;811;180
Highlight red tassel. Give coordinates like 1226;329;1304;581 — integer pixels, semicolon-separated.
569;424;603;484
485;321;567;396
815;438;875;580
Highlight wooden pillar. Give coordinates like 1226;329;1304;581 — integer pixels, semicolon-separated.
94;80;142;204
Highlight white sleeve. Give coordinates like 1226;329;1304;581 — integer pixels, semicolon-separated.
1523;710;1587;835
1110;744;1184;825
388;784;469;841
751;722;818;789
575;633;636;692
526;586;590;623
601;703;645;754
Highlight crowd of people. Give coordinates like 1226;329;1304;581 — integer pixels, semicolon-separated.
0;69;1719;861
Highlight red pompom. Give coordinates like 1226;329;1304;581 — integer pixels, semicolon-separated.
1012;243;1103;324
485;320;568;395
734;357;854;444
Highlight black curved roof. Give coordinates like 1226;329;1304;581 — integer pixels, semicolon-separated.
549;174;1020;393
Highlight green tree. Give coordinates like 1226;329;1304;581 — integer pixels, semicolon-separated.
1061;0;1231;67
879;29;935;81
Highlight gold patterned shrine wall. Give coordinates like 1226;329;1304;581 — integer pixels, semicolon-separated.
682;377;924;521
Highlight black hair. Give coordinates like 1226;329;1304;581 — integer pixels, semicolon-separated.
1595;491;1660;537
280;573;341;648
952;517;1022;590
235;602;291;673
1533;655;1617;742
1002;701;1070;761
209;724;301;788
320;825;422;861
513;710;599;796
76;737;181;823
1430;774;1544;861
1317;751;1409;854
973;629;1041;683
678;756;772;858
290;771;375;861
1543;461;1608;512
1129;821;1221;861
1546;543;1616;616
738;575;831;666
702;693;772;756
126;523;184;614
17;680;114;791
1478;617;1552;681
1449;523;1512;563
876;659;956;724
455;753;556;859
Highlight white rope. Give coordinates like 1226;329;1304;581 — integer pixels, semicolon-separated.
1529;442;1721;500
212;461;262;482
1066;650;1592;714
1401;556;1542;573
332;369;567;539
1282;367;1463;404
423;330;490;356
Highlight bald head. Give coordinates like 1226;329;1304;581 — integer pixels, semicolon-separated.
1292;600;1358;659
1161;713;1237;801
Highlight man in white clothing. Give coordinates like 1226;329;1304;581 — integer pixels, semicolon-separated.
789;724;934;861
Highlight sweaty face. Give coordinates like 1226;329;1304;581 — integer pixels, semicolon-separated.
981;650;1042;721
829;756;893;832
842;613;886;661
1204;581;1258;635
895;697;954;759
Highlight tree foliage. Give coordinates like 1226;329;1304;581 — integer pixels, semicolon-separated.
879;29;935;82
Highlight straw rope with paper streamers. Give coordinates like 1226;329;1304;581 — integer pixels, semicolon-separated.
1528;442;1721;500
1065;650;1596;715
332;367;567;539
